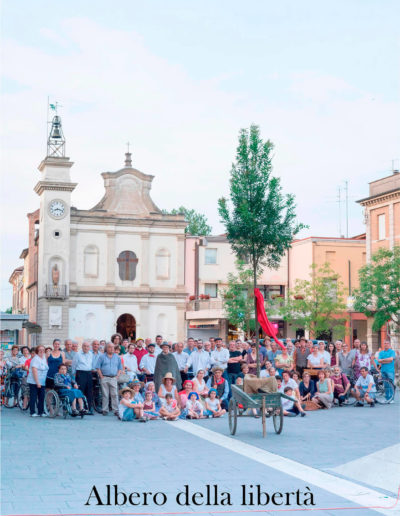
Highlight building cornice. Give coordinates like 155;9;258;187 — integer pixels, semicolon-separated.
357;189;400;206
34;181;77;195
70;210;187;228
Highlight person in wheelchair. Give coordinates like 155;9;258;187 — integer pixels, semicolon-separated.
54;364;87;416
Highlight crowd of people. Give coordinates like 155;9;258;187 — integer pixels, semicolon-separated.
0;333;397;421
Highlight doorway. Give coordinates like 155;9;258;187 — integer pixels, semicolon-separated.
116;313;136;340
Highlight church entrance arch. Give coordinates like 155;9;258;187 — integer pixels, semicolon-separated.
116;313;136;340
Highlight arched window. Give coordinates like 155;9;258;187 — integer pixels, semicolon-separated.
117;251;138;281
156;248;170;280
84;245;99;277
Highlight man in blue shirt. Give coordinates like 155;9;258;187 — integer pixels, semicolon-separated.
376;339;396;402
266;342;281;368
96;342;122;416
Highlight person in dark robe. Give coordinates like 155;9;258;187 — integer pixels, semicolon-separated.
154;342;182;391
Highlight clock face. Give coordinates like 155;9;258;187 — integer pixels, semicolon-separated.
48;199;66;219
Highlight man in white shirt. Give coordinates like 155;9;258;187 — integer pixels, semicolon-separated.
317;341;330;367
154;335;163;356
140;343;157;381
72;341;93;414
124;343;140;382
173;342;189;384
185;341;211;376
211;338;230;378
281;371;300;400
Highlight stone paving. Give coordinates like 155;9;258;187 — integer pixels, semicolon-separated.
1;397;399;516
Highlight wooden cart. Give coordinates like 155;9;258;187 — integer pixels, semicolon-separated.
228;384;296;437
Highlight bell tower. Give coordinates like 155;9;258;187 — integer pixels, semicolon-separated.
34;113;77;344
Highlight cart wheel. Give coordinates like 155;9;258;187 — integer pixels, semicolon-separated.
273;408;283;434
228;398;237;435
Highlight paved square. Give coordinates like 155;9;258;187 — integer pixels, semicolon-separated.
1;398;399;516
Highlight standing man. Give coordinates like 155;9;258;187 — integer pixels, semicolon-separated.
266;342;281;368
173;342;189;384
96;342;123;416
183;337;195;355
154;342;182;391
376;339;396;402
91;340;102;370
293;339;308;378
227;341;242;386
317;341;330;368
72;341;93;414
353;339;361;351
211;338;230;379
124;343;140;382
140;342;157;382
154;335;163;356
185;341;211;377
338;342;356;378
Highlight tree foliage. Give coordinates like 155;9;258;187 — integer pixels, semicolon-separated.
353;246;400;333
218;125;305;276
222;261;255;337
280;263;347;339
165;206;212;236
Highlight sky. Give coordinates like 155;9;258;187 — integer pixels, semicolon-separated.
1;0;399;309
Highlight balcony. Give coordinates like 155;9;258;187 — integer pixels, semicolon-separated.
45;284;68;299
186;299;223;311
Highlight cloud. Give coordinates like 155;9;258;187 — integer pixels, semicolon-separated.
1;16;399;308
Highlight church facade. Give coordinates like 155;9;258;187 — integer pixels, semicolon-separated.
17;115;187;345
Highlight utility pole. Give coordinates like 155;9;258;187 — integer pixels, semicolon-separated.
344;180;349;238
337;186;342;237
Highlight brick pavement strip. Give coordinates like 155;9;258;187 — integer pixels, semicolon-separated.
1;405;398;516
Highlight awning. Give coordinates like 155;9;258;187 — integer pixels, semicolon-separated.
1;313;29;332
188;319;220;328
23;321;42;333
1;320;23;331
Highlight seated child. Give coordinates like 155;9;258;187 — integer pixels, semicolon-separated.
144;381;162;410
54;364;86;416
281;386;306;417
118;387;146;422
205;388;226;418
143;390;159;419
159;393;181;420
186;391;204;419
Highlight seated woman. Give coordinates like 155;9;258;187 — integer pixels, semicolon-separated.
54;364;86;416
178;380;194;413
143;390;159;419
144;381;162;411
299;372;316;401
186;391;205;419
313;370;334;409
118;387;146;422
275;348;294;376
307;344;324;369
159;393;181;420
158;373;179;404
205;388;226;418
192;370;209;397
292;371;300;384
281;386;306;417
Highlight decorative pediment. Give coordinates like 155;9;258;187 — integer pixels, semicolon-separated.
91;157;161;217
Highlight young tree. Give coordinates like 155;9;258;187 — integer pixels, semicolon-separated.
279;263;348;339
164;206;212;236
222;261;255;337
218;125;305;375
353;246;400;334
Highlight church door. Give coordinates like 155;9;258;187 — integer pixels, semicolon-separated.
116;313;136;340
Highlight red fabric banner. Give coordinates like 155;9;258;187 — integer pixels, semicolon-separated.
254;288;285;350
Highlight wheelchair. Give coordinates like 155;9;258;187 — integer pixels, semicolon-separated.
45;387;89;419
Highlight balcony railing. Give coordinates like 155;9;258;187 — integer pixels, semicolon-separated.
186;299;223;311
45;284;68;299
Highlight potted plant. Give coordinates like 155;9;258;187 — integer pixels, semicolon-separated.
294;295;304;300
189;295;196;301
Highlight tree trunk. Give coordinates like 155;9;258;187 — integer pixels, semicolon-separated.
253;263;260;377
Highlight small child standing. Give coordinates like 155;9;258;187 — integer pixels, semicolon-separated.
143;390;159;419
205;388;226;418
186;391;204;419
